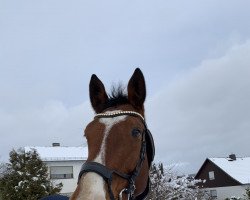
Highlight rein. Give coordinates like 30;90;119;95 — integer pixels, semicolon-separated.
77;111;154;200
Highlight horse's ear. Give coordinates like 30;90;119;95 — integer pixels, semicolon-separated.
127;68;146;110
89;74;108;113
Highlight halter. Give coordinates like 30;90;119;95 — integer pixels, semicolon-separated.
78;111;155;200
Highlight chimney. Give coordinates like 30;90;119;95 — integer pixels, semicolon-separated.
52;143;60;147
228;154;236;161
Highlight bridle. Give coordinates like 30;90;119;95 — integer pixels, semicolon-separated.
78;111;154;200
78;111;155;200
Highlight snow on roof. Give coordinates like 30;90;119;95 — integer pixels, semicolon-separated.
209;157;250;184
25;146;88;161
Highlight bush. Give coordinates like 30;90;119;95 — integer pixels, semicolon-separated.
147;162;212;200
0;149;62;200
244;187;250;200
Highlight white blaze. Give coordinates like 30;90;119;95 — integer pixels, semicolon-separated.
77;111;127;200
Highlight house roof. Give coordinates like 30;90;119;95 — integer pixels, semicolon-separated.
25;146;88;161
208;157;250;184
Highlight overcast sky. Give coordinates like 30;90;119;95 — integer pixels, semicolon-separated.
1;0;250;174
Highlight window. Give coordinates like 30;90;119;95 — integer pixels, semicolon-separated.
209;171;215;180
50;166;73;179
210;189;217;198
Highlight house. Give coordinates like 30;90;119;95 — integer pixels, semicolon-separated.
195;154;250;200
25;143;88;196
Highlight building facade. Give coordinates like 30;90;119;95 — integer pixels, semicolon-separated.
25;143;88;196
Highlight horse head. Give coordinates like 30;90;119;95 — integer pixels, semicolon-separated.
70;68;154;200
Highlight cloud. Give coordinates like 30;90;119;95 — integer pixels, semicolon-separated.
0;100;93;162
146;40;250;174
2;40;250;175
1;40;250;175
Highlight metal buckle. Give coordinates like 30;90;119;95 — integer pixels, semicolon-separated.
119;188;129;200
119;181;136;200
128;180;136;199
131;184;136;198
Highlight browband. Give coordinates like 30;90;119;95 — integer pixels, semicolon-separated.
95;110;145;121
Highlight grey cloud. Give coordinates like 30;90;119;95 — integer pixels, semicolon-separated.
1;0;250;174
0;100;93;161
146;40;250;173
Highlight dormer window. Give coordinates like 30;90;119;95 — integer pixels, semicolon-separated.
209;171;215;180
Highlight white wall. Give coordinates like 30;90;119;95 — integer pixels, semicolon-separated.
208;185;249;200
45;160;85;195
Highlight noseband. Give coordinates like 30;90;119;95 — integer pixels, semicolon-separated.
78;111;155;200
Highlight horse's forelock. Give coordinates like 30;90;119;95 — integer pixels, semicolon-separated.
102;84;129;112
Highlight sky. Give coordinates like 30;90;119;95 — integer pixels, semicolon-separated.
1;0;250;174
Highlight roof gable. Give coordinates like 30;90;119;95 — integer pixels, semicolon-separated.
195;158;241;188
25;146;88;161
209;157;250;184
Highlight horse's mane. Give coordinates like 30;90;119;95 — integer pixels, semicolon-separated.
103;84;129;110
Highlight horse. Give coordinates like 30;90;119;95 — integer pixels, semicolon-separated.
70;68;155;200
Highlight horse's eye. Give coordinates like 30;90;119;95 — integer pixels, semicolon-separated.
132;128;141;137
